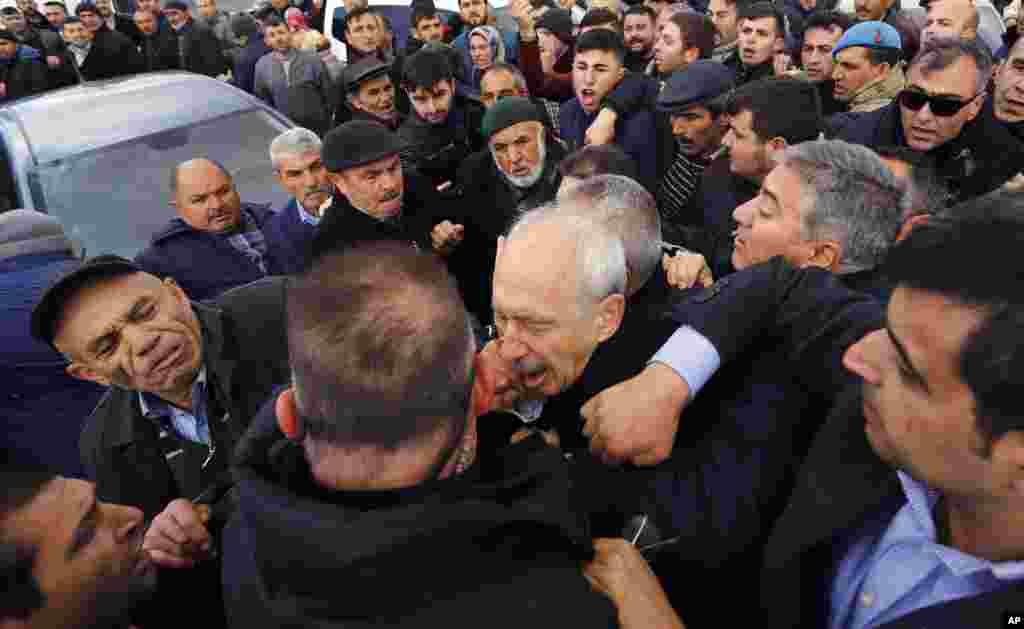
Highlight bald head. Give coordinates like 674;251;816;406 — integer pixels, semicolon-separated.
922;0;978;46
169;158;243;232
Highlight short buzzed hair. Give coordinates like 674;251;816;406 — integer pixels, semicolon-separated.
287;242;475;450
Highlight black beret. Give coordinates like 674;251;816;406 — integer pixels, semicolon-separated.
480;96;546;139
322;120;405;173
30;255;142;352
657;61;735;114
74;1;98;14
164;0;189;11
342;58;391;94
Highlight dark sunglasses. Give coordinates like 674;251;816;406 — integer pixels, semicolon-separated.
898;89;983;117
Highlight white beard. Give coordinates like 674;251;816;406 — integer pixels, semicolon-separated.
500;138;547;189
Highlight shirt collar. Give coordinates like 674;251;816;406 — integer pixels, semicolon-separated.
138;365;207;418
295;199;321;226
898;471;1024;579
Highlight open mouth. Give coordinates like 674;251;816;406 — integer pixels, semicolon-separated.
579;88;596;105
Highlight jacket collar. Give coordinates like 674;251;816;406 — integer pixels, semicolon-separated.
848;64;905;112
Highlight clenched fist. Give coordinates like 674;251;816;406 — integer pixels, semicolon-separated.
431;220;465;255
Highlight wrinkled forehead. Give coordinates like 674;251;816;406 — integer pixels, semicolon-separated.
490;120;543;146
481;68;517;91
55;272;164;352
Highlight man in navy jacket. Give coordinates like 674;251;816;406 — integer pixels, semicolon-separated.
262;128;334;275
559;29;659;190
580;193;1024;629
135;158;280;301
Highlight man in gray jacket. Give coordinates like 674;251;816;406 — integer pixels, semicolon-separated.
254;17;333;136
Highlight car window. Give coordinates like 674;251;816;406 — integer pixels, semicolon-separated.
29;109;291;260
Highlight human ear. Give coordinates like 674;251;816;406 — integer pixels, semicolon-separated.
594;293;625;343
276;387;304;441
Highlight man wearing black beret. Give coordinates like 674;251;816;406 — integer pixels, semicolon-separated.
310;120;459;263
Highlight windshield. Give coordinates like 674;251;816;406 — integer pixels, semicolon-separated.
29;109;291;259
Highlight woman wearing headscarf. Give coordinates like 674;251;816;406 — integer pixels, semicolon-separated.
458;25;505;101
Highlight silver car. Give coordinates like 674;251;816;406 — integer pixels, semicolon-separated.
0;71;295;258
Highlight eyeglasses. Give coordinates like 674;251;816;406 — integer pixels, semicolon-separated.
897;88;984;117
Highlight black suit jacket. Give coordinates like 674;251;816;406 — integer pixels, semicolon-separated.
114;13;142;46
176;20;226;77
76;28;144;80
138;29;180;72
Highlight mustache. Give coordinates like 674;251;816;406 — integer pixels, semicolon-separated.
380;190;401;202
302;184;333;198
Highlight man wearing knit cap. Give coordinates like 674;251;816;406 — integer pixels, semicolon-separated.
0;29;49;101
452;96;567;321
310;120;455;262
514;5;576;101
830;20;905;113
0;210;102;478
163;0;227;77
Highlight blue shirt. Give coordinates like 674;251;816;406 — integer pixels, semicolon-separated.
138;368;212;445
829;471;1024;629
296;199;322;226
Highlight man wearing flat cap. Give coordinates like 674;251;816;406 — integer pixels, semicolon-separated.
655;60;734;245
340;57;404;130
310;120;456;262
0;29;50;102
450;95;566;322
29;254;290;628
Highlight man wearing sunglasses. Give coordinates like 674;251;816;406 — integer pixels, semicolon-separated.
829;36;1024;204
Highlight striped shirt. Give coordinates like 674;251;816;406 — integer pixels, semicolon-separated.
658;142;709;244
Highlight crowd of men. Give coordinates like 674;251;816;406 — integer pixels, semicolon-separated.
5;0;1024;627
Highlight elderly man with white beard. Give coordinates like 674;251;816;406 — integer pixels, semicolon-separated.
449;96;568;324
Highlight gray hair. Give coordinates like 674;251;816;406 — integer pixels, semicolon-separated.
781;140;905;274
558;174;660;296
269;127;323;170
911;35;993;94
481;62;528;93
506;203;627;311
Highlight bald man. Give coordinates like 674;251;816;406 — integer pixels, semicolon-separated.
921;0;979;47
135;158;285;300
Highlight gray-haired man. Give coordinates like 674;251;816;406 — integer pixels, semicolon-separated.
262;127;334;274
